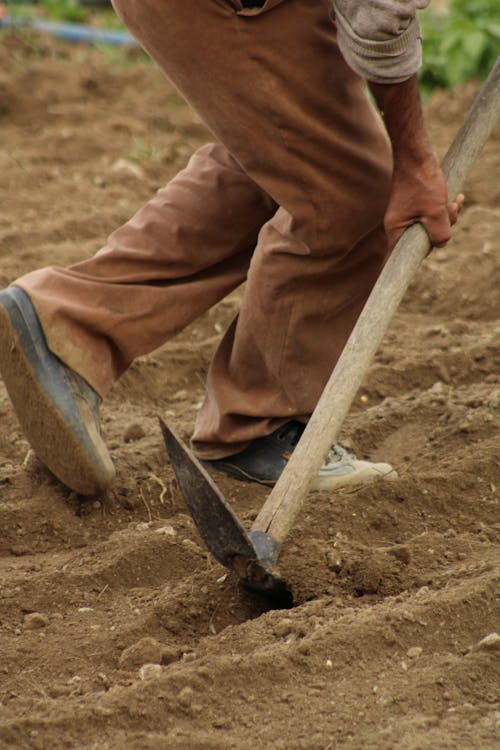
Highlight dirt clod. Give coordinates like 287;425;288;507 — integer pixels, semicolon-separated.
123;422;146;443
471;632;500;653
138;663;163;681
119;637;163;669
23;613;50;630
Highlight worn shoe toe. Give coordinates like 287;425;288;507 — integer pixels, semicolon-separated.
0;287;115;495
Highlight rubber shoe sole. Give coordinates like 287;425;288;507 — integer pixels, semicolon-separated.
0;287;115;495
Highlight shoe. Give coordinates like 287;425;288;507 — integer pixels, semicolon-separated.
202;420;396;490
0;287;115;495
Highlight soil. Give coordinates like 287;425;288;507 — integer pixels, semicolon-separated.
0;31;499;750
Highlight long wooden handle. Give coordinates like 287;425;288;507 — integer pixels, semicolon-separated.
253;56;500;542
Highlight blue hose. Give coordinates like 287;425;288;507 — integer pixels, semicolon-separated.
1;15;139;46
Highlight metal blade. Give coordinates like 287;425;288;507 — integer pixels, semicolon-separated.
159;418;293;607
159;418;254;567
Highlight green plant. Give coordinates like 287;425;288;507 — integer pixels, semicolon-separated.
420;0;500;93
40;0;88;23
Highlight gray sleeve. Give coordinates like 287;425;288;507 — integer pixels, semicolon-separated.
332;0;431;84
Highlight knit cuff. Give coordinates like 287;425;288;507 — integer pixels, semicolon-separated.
335;10;423;84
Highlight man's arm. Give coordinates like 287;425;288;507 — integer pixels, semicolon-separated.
370;74;463;250
331;1;463;249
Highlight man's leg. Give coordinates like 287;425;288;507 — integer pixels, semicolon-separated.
0;143;275;493
1;0;394;492
15;144;275;397
110;0;395;483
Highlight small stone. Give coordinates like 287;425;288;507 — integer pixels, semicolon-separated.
97;672;111;689
139;663;163;681
486;389;499;409
172;389;188;401
274;618;294;638
10;545;30;557
182;538;202;554
178;686;195;708
212;718;231;729
119;637;163;669
296;641;310;656
93;705;113;717
155;525;176;536
471;632;500;653
23;613;49;630
48;683;71;698
387;545;411;565
111;158;145;180
326;553;343;573
407;646;423;659
160;646;180;665
123;423;146;443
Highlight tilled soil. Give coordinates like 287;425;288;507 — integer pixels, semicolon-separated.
0;32;499;750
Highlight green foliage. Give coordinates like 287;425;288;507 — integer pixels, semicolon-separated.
4;1;122;27
420;0;500;92
40;0;87;23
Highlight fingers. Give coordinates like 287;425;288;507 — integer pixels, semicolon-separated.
422;210;452;248
422;193;465;248
448;193;465;226
386;208;450;251
384;190;465;252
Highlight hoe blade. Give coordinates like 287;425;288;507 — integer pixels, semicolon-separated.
159;418;292;607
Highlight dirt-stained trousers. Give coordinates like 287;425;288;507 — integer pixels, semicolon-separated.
16;0;393;458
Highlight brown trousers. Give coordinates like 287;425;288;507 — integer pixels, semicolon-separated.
17;0;392;458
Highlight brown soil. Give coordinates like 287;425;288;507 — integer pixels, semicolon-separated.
0;32;499;750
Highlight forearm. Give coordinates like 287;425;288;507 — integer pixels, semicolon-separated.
369;75;434;163
368;75;462;250
330;0;462;249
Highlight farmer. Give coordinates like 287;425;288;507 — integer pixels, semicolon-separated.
0;0;462;496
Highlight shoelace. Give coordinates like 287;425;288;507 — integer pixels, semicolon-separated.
323;443;355;466
277;421;355;465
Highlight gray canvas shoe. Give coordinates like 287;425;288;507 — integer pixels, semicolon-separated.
0;286;115;495
203;420;396;490
312;441;396;490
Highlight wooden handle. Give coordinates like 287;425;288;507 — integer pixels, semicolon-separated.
253;56;500;543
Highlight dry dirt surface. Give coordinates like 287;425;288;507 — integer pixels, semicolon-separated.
0;31;499;750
